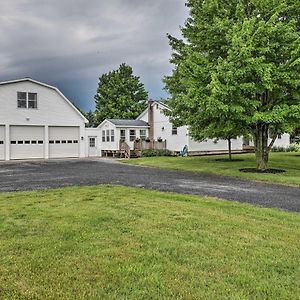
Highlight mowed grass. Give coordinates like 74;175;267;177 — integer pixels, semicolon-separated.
0;186;299;299
123;152;300;186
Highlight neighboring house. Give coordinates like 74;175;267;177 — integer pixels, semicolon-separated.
0;78;88;161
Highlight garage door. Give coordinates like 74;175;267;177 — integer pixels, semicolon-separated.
0;126;5;160
10;126;44;160
49;126;79;158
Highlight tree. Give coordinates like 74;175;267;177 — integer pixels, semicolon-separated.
165;0;300;170
95;63;148;124
84;110;96;128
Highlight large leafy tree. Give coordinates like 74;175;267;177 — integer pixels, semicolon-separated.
165;0;300;170
95;63;148;124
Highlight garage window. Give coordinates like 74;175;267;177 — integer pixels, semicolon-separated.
25;140;30;144
0;141;3;144
11;141;16;144
38;140;43;144
73;140;78;144
31;140;37;144
68;140;72;144
18;141;23;144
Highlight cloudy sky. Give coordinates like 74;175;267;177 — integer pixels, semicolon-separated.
0;0;188;111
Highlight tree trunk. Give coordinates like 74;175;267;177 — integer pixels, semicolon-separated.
253;124;269;170
228;138;232;161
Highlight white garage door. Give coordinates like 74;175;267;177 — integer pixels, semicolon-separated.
0;126;5;160
49;126;79;158
10;126;44;160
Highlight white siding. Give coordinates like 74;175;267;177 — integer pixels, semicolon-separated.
0;80;87;160
98;121;118;151
0;81;84;126
49;126;80;158
0;125;5;160
188;137;244;152
10;126;44;159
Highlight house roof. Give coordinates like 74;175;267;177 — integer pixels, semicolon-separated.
0;77;88;123
107;119;149;127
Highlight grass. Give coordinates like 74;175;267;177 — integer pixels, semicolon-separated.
123;152;300;186
0;185;299;299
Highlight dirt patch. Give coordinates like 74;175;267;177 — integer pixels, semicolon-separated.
239;168;286;174
215;159;244;162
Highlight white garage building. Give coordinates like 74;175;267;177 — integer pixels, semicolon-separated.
0;78;88;161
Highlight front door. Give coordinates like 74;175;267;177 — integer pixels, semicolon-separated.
88;137;98;157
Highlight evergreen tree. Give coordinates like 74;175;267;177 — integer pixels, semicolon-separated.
95;63;148;124
84;110;96;128
165;0;300;170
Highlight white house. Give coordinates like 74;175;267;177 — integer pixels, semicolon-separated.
0;78;290;161
138;101;244;153
0;78;88;161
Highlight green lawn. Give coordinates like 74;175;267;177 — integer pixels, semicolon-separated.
123;152;300;186
0;185;299;299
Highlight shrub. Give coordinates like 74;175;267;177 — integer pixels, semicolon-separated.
271;144;300;152
141;149;174;157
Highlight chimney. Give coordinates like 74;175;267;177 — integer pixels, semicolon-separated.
148;99;154;141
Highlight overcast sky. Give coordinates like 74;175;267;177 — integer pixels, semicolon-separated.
0;0;188;111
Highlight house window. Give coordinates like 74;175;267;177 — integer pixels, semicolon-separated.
102;130;105;142
111;130;115;142
129;130;136;141
28;93;37;109
89;137;96;148
140;129;147;140
120;130;126;142
172;125;178;135
106;130;110;142
17;92;27;108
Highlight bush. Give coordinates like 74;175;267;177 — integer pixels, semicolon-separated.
141;149;174;157
271;144;300;152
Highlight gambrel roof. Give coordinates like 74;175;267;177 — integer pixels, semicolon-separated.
0;77;88;123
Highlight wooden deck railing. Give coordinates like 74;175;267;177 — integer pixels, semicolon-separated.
119;141;131;158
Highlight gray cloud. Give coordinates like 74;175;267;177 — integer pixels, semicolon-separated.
0;0;188;111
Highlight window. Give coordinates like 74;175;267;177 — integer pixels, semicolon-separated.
106;130;110;142
120;130;126;142
67;140;72;144
38;140;43;144
62;140;67;144
17;92;27;108
55;140;60;144
25;140;30;144
140;129;146;141
0;141;4;145
49;140;54;144
102;130;105;142
31;140;37;144
89;137;96;148
172;125;178;135
73;140;78;144
18;141;23;144
129;130;136;141
28;93;37;109
11;141;16;144
111;130;115;142
17;92;38;109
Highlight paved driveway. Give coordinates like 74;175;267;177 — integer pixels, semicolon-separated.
0;158;299;212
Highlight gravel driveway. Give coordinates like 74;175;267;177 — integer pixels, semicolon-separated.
0;158;299;212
